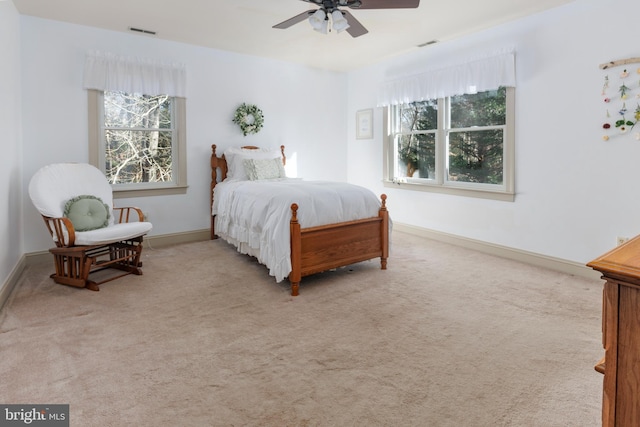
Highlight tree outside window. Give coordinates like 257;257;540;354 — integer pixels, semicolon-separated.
448;87;506;185
396;99;437;180
104;92;174;184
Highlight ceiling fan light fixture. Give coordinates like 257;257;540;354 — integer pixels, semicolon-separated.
331;10;350;32
309;9;327;31
317;19;329;34
274;0;420;38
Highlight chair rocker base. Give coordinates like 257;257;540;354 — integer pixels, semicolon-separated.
48;237;145;291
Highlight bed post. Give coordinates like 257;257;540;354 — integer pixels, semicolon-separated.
289;203;301;296
211;144;219;240
379;194;389;270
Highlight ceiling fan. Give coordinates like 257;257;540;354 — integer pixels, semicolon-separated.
273;0;420;38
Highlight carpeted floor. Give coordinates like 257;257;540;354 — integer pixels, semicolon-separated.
0;231;603;426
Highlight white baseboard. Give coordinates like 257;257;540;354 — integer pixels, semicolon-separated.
0;255;27;315
145;229;210;249
393;222;602;282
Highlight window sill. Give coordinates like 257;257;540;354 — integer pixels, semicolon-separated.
113;185;188;199
383;180;514;202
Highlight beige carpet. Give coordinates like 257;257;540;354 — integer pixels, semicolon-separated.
0;231;603;426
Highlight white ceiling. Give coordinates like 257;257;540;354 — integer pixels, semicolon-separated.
13;0;575;72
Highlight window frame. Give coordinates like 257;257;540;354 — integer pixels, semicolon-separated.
383;87;515;202
88;89;187;198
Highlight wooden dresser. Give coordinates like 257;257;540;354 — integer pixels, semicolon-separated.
588;236;640;427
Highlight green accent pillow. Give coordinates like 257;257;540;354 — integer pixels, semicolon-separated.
63;195;110;231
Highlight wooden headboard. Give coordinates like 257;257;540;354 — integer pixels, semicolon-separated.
210;144;286;183
210;144;286;238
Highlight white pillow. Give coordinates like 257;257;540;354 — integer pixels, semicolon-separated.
224;147;283;180
244;158;286;180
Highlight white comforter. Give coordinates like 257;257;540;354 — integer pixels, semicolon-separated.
212;178;383;282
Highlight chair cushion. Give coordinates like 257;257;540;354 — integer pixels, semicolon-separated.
74;222;153;246
64;195;110;231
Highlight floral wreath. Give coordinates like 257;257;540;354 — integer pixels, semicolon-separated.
232;103;264;136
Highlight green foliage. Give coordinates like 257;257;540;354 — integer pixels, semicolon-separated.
232;103;264;136
448;88;505;184
397;100;437;178
448;129;503;184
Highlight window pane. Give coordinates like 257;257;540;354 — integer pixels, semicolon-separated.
448;129;503;184
105;130;173;184
104;92;172;129
399;100;438;132
450;87;506;128
395;133;436;179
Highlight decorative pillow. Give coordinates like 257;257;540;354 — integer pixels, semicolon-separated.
224;147;283;180
244;158;286;180
63;195;111;231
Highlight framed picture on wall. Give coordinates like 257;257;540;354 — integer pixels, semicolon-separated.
356;109;373;139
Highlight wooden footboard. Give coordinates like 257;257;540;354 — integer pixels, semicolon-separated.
289;194;388;296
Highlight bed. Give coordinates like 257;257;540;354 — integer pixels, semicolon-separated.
210;144;389;296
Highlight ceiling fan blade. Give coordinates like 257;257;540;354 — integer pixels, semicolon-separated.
352;0;420;9
273;10;314;29
342;10;369;38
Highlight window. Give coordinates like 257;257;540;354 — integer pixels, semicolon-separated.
385;87;514;201
88;90;187;197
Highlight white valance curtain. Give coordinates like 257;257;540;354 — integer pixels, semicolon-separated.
377;50;515;106
83;51;187;98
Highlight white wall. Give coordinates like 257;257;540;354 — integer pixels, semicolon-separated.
347;0;640;266
20;17;348;253
0;1;23;288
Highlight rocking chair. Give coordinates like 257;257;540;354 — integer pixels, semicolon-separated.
28;163;153;291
